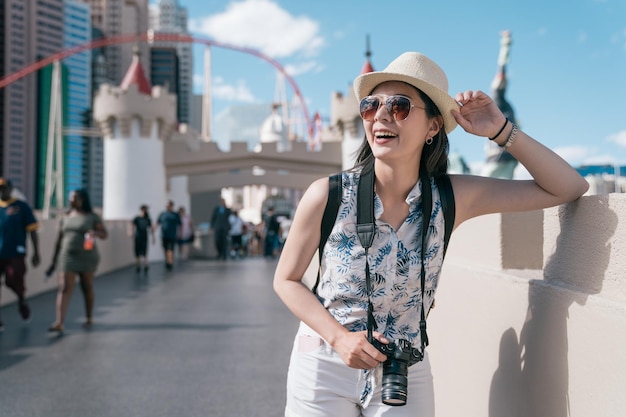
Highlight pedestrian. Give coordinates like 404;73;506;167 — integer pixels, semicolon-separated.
210;198;231;260
263;206;280;259
129;204;155;274
157;200;181;271
273;51;589;416
0;178;40;331
278;213;292;250
228;209;244;258
48;189;107;333
177;206;194;261
249;222;263;257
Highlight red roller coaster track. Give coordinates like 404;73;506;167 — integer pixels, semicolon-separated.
0;32;313;138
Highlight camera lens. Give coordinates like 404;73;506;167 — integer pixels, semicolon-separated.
381;360;409;406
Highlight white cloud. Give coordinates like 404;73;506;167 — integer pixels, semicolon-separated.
189;0;324;59
284;61;322;76
553;145;592;165
608;130;626;147
582;154;619;165
194;75;256;102
212;77;256;102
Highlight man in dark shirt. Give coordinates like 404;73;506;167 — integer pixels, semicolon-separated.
210;198;231;260
0;178;40;331
157;200;181;271
263;207;281;259
131;204;155;274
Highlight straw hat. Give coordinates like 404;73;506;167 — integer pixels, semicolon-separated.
353;52;460;134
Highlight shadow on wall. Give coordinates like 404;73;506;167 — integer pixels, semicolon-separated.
489;197;617;417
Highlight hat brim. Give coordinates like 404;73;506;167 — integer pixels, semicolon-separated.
354;71;460;134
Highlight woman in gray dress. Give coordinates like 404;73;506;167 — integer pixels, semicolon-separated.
47;189;108;333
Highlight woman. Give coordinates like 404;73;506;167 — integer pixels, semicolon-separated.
177;206;194;261
273;52;588;416
48;189;108;333
228;210;244;258
130;204;154;274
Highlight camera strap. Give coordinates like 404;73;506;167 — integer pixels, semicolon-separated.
356;161;376;341
356;160;431;354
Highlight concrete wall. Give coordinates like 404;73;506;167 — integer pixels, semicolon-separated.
428;193;626;417
300;193;624;417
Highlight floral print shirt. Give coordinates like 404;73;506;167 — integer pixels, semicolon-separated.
316;169;447;406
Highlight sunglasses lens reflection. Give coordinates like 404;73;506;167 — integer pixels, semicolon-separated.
390;97;411;120
359;97;379;121
359;96;412;121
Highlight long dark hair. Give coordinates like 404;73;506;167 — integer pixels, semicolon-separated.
140;204;151;219
352;86;449;177
74;188;93;214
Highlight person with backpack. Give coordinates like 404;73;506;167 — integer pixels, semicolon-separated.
157;200;181;271
273;51;588;416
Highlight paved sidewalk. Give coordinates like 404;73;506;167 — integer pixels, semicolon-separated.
0;258;299;417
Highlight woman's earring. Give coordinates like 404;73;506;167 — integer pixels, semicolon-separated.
426;137;433;145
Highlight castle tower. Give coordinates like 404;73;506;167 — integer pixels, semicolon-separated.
93;49;177;229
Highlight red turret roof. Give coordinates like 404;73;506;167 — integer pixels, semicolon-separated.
120;52;151;95
361;60;374;74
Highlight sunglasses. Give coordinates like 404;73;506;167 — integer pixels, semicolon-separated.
359;95;425;121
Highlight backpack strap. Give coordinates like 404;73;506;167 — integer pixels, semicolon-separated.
313;172;456;294
435;174;456;257
313;172;342;294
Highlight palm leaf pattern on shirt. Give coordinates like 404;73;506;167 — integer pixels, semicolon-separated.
318;170;445;346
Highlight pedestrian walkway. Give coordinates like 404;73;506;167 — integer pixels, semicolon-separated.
0;258;298;417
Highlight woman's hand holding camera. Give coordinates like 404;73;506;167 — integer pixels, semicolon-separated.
332;330;389;369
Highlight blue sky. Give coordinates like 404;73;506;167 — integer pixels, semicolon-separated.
159;0;626;169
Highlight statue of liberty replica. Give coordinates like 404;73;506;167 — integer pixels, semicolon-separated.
481;30;519;179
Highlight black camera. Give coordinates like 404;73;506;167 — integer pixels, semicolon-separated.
371;338;423;406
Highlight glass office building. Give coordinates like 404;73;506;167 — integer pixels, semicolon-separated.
62;0;92;200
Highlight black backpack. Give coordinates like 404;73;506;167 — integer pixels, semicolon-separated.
313;172;455;294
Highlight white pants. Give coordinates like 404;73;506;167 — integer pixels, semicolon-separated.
285;322;435;417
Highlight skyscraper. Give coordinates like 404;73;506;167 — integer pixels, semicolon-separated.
81;0;150;85
150;47;180;119
0;0;64;203
87;26;109;208
149;0;192;123
63;0;92;200
35;1;93;209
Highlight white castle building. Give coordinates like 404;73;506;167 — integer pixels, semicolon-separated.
93;50;183;261
89;46;378;238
